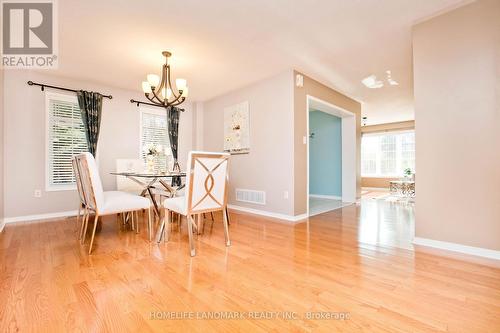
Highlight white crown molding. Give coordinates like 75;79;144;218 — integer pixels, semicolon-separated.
3;210;78;225
228;205;307;223
413;237;500;261
309;194;342;200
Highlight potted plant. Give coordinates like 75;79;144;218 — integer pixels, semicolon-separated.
403;168;413;180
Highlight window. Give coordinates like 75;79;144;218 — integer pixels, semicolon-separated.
46;93;88;190
361;130;415;177
140;107;171;172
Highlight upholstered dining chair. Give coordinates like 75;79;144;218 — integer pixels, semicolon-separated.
72;158;89;239
159;151;231;257
75;153;152;254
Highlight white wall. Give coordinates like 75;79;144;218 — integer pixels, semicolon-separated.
3;70;194;219
413;0;500;251
202;70;295;216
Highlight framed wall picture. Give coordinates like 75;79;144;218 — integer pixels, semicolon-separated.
224;101;250;154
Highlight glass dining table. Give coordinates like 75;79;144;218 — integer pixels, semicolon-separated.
111;171;186;218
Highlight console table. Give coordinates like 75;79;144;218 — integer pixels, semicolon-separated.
389;180;415;197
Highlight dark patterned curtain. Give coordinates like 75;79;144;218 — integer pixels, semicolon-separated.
77;91;103;156
167;106;181;186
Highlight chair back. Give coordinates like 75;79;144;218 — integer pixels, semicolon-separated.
185;151;230;215
72;157;87;207
75;152;105;212
115;159;144;194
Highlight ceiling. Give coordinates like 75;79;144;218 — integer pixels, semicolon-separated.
50;0;468;125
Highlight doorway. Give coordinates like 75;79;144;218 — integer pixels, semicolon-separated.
307;95;356;216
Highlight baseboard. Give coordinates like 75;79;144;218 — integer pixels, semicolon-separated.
413;237;500;260
0;218;4;233
3;210;78;224
228;205;307;223
309;194;342;200
361;187;389;192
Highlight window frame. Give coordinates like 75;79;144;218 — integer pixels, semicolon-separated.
139;106;172;171
361;129;415;178
45;91;88;192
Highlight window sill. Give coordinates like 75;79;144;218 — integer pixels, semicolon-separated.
361;175;400;179
46;185;77;192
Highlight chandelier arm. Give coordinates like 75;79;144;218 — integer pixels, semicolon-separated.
166;63;182;100
145;93;160;105
171;97;186;107
158;64;167;93
150;88;165;104
166;92;184;106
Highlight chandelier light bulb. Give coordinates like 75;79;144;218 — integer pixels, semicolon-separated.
176;78;187;91
147;74;160;88
142;81;152;94
181;87;189;98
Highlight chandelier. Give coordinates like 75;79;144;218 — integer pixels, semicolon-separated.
141;51;188;108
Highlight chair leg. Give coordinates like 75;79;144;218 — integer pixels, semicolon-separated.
210;212;214;221
164;209;170;243
135;211;140;234
131;211;135;231
88;214;100;254
186;215;196;257
80;210;90;244
148;208;152;241
222;207;231;247
197;214;204;235
76;204;82;231
78;207;84;239
225;209;230;225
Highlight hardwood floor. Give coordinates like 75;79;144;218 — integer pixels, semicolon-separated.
1;200;499;332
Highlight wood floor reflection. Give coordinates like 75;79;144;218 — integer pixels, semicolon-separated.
1;200;499;332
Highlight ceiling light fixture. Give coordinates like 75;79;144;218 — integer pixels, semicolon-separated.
361;70;399;89
386;70;399;86
141;51;188;108
361;75;384;89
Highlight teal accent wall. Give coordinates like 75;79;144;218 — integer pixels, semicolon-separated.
309;110;342;197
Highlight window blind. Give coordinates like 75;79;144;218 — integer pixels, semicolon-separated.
47;95;88;189
140;109;171;172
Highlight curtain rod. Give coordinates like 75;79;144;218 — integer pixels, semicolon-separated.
130;99;185;112
27;81;113;99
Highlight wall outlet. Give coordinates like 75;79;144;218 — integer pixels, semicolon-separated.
283;191;289;199
34;189;42;198
303;136;307;144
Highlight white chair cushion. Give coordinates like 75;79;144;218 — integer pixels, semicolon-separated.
162;196;187;215
82;152;105;211
100;191;151;215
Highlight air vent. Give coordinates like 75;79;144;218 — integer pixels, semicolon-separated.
235;189;266;205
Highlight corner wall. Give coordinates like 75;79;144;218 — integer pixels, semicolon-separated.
202;70;295;216
294;71;361;215
413;0;500;250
